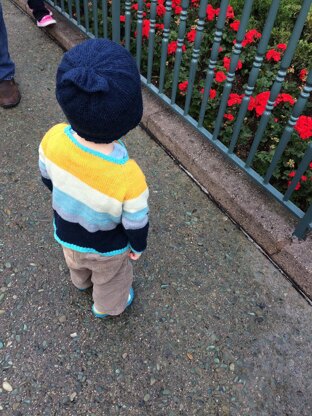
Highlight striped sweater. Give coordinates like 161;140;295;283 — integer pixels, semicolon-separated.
39;123;149;256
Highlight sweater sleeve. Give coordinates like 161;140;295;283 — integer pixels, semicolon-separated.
38;135;53;192
122;162;149;254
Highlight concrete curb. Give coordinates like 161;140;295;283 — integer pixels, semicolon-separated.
11;0;312;300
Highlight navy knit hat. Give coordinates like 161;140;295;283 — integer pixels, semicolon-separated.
56;38;143;143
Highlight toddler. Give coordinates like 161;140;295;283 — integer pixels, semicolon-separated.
39;39;149;318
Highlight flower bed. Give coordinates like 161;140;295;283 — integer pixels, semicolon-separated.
117;1;312;211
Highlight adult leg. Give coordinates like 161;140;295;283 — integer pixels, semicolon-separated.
0;2;20;108
0;2;15;81
27;0;49;21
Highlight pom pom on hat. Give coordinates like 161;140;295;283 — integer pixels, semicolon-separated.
56;39;143;143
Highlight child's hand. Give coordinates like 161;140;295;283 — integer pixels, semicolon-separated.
128;251;141;261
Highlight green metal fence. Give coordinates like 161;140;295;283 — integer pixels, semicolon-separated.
47;0;312;239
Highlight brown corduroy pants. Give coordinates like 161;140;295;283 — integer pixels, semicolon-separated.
62;247;133;315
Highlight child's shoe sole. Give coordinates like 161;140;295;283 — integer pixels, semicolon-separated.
92;287;134;318
78;287;91;292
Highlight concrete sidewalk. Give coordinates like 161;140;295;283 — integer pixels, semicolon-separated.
1;1;312;415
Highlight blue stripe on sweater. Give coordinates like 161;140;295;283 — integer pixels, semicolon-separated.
52;187;121;233
122;216;149;230
122;207;149;220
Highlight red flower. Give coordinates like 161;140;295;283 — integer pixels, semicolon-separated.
178;80;188;92
120;15;125;22
276;93;295;106
247;96;256;111
223;56;243;72
168;41;186;55
230;20;240;31
299;69;308;82
210;89;217;99
200;88;217;99
223;56;230;71
301;175;308;182
206;4;217;21
226;5;235;19
251;91;295;116
309;162;312;169
141;19;150;39
224;114;234;121
215;71;227;83
228;93;242;106
156;23;164;31
287;174;301;190
242;29;261;47
168;41;177;55
157;4;166;16
254;91;270;117
187;29;196;43
131;3;138;10
295;115;312;140
172;1;182;13
135;18;150;38
265;49;281;62
294;182;301;191
277;43;287;51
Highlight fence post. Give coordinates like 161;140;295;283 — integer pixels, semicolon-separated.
183;0;209;116
112;0;121;43
159;1;173;94
198;0;229;128
293;204;312;239
171;0;189;104
212;0;255;140
147;0;158;84
136;0;144;71
124;0;132;51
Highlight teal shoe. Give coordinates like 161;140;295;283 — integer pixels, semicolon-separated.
92;287;134;318
78;287;89;292
76;283;92;291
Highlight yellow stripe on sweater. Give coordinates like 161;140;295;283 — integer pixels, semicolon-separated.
41;124;148;202
43;158;124;216
123;159;148;200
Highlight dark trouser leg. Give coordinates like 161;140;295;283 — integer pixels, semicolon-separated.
27;0;49;20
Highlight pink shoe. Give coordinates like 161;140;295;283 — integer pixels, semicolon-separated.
37;14;56;27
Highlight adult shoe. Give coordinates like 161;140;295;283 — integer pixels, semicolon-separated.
0;79;21;108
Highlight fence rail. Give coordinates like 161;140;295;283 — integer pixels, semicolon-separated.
47;0;312;239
